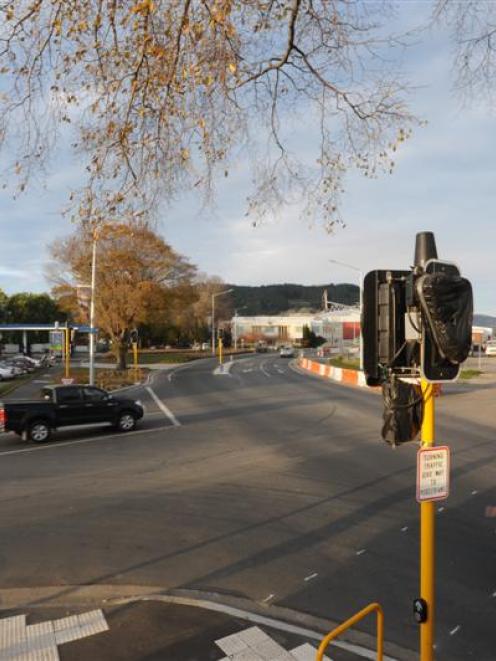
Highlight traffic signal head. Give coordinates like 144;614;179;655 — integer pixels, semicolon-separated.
362;233;473;385
362;269;411;386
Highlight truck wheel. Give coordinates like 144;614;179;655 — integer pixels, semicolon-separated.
116;412;136;432
28;420;51;443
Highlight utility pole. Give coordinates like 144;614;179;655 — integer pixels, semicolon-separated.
211;289;233;356
89;231;97;386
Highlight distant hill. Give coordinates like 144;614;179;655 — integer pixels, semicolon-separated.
228;283;359;316
474;314;496;329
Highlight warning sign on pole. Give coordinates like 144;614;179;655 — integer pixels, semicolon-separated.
416;446;450;503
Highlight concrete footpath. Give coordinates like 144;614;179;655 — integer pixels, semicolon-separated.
0;592;411;661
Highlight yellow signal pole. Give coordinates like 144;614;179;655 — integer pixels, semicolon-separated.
218;337;223;365
132;341;138;378
420;379;435;660
64;327;70;379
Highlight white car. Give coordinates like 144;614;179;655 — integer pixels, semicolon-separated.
279;346;295;358
486;341;496;356
14;354;41;368
0;364;16;380
0;361;22;376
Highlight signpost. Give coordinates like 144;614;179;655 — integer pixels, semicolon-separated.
417;446;450;503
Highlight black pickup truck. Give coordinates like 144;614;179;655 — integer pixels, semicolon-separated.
0;384;144;442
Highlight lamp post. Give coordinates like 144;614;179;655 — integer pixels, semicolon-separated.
211;289;233;356
328;259;363;370
233;306;247;350
88;230;98;386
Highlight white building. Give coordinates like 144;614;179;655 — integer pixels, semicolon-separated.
233;314;315;344
232;308;361;346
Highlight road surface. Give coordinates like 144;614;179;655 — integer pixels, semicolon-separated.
0;354;494;659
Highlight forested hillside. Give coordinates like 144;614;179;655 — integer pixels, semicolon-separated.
229;283;359;315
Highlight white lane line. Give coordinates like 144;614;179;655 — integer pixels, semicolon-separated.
146;387;181;427
260;361;271;378
114;594;393;661
449;625;461;636
401;526;408;532
262;594;275;603
492;591;496;598
438;506;445;513
471;490;478;495
0;424;174;457
304;572;318;582
356;549;366;556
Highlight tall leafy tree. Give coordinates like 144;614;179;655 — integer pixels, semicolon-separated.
0;1;416;229
48;222;196;368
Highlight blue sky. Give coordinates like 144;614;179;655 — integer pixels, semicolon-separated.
0;5;495;315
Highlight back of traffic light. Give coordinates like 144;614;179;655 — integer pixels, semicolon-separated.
363;232;473;395
362;231;473;661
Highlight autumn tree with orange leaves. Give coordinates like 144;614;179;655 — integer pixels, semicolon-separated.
1;0;415;229
48;222;195;368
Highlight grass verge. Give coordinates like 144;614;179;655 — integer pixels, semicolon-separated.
0;373;36;397
459;369;482;380
328;356;360;370
68;367;150;389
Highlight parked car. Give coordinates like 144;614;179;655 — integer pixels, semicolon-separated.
8;358;35;373
486;341;496;356
0;384;145;442
0;364;16;380
279;345;295;358
4;359;30;375
14;354;41;368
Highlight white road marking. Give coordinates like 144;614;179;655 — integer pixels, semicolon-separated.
110;593;398;661
146;387;181;427
33;379;53;384
304;572;318;582
492;591;496;598
449;625;461;636
242;369;254;373
438;506;445;512
213;362;233;376
401;526;408;532
0;424;174;457
262;594;275;603
471;490;478;495
0;610;108;659
356;549;366;556
260;361;271;378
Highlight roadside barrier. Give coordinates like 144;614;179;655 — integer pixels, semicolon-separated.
298;358;443;395
298;357;367;387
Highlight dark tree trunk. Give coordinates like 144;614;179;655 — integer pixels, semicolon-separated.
117;342;128;370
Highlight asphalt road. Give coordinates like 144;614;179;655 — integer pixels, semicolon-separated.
0;355;495;659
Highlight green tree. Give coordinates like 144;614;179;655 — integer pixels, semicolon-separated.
302;324;325;348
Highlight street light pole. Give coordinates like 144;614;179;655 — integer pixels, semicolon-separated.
328;259;363;371
89;232;97;386
211;289;233;356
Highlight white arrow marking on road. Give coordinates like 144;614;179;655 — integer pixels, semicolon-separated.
146;387;181;427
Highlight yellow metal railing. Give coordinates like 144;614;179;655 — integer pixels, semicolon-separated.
317;602;384;661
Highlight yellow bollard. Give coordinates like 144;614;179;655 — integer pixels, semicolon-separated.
420;379;435;661
218;337;223;365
